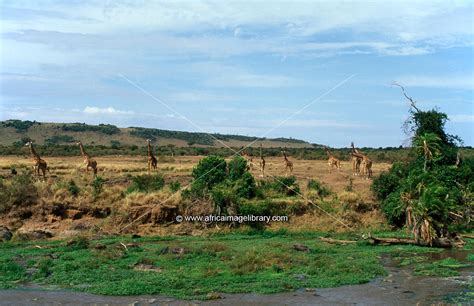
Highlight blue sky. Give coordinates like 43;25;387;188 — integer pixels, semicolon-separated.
0;0;473;147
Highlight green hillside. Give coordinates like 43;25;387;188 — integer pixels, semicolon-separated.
0;120;312;148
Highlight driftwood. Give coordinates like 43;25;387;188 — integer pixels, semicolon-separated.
319;237;357;245
365;236;465;248
319;235;465;248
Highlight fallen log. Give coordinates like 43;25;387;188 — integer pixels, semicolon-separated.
460;234;474;239
319;235;465;248
319;237;357;245
365;236;464;248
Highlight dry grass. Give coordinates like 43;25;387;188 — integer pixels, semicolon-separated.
0;155;391;236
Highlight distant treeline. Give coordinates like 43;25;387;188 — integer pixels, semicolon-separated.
3;143;473;163
1;120;308;146
130;127;306;145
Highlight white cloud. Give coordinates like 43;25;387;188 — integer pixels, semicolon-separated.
1;1;472;59
396;75;474;90
83;106;134;115
280;119;370;129
449;114;474;123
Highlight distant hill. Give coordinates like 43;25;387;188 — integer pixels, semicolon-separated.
0;120;313;148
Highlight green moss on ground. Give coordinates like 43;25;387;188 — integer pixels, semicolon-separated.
0;232;471;299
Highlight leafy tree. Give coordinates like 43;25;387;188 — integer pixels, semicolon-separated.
413;133;441;172
372;85;472;243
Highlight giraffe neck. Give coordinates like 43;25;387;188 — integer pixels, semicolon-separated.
79;143;89;159
29;144;40;159
148;142;153;157
325;149;332;158
351;152;365;159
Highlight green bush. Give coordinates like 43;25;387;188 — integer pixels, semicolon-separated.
127;174;165;193
169;181;181;193
228;156;248;181
2;119;36;132
263;176;300;196
371;104;472;239
211;184;240;215
190;156;227;196
233;172;257;199
92;176;104;198
67;180;80;197
45;135;76;145
2;172;38;212
307;179;332;198
62;123;120;135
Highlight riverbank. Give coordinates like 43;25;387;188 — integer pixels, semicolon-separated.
1;231;472;303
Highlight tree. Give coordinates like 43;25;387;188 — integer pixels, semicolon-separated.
413;133;441;172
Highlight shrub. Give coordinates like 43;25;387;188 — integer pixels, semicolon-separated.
127;174;165;193
2;119;36;132
45;135;76;145
307;179;331;198
234;172;257;199
371;100;472;240
189;156;227;197
169;181;181;193
211;184;240;215
67;180;80;197
228;156;248;181
1;172;38;212
264;176;300;196
92;176;105;198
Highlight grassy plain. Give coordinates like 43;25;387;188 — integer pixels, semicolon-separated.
0;231;472;299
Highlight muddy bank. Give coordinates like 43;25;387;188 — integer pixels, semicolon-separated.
0;256;471;306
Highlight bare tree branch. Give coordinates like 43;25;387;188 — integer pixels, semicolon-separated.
391;82;421;112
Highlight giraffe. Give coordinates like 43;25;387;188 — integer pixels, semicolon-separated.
351;142;372;179
146;139;158;174
282;150;293;173
25;141;48;180
76;141;98;176
324;146;341;172
350;143;363;176
241;147;252;171
259;144;266;177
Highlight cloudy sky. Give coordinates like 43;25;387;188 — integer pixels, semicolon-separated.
0;0;473;147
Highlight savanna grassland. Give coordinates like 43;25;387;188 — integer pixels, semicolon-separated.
0;155;389;237
0;111;472;302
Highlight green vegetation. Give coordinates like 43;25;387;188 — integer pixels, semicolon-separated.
307;179;332;199
1;232;469;299
0;172;38;213
45;135;76;145
92;176;105;199
127;174;165;193
372;98;473;241
129;126;307;146
61;123;120;135
67;180;80;197
1;119;38;132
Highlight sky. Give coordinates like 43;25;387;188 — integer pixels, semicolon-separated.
0;0;473;147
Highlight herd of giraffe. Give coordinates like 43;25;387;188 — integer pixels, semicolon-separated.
23;139;373;181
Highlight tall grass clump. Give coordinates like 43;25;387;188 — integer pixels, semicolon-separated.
127;174;165;193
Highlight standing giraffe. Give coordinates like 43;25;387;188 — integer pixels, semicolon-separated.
324;146;341;172
76;141;98;176
25;141;48;180
259;144;266;177
282;150;293;173
146;139;158;173
351;142;372;179
241;148;253;170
